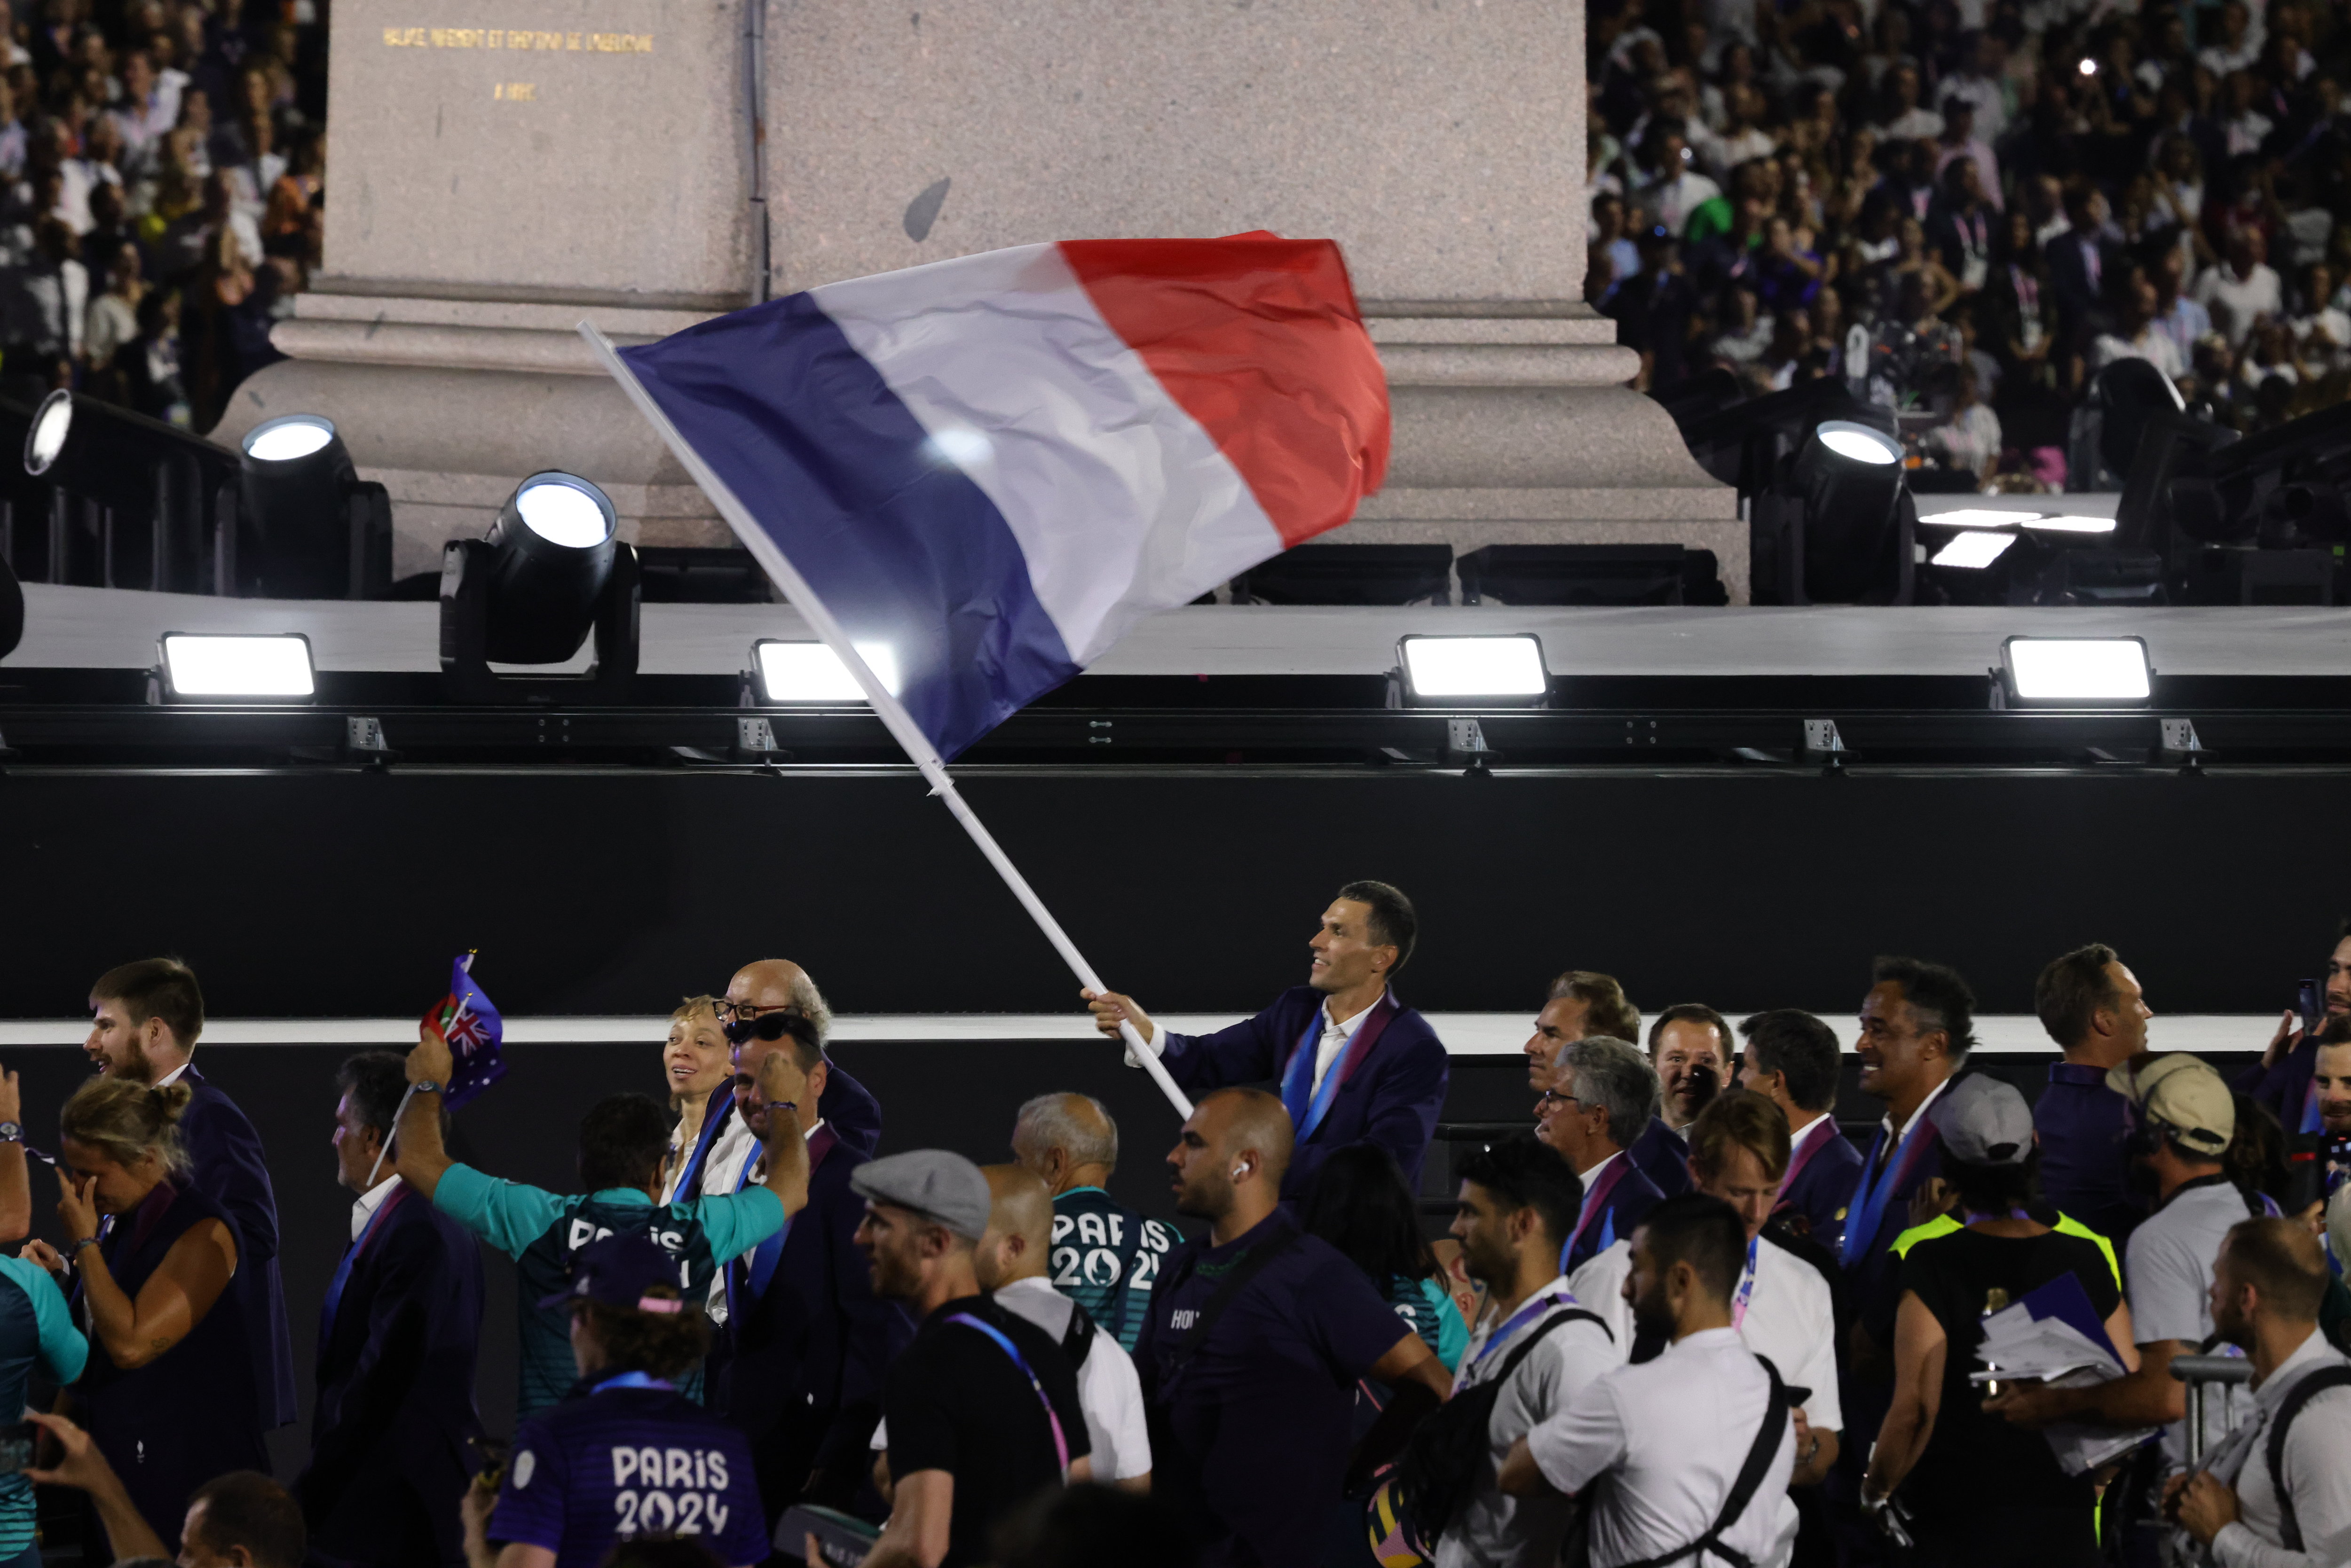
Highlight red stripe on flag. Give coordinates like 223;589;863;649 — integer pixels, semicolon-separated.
1058;236;1390;548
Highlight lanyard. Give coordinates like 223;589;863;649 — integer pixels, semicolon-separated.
592;1371;673;1394
1467;1291;1578;1376
322;1182;412;1333
1280;1011;1350;1143
947;1314;1071;1476
1562;1158;1632;1270
1731;1238;1760;1330
1840;1111;1940;1267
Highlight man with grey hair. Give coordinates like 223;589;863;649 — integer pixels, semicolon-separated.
1536;1036;1668;1273
678;958;882;1205
1010;1092;1175;1353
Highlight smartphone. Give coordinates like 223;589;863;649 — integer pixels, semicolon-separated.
0;1423;35;1476
469;1434;508;1491
2300;979;2324;1036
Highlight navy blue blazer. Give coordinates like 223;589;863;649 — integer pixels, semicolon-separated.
1159;987;1450;1200
1563;1156;1665;1275
1774;1116;1865;1255
1628;1117;1693;1198
296;1184;486;1568
709;1130;913;1521
179;1065;296;1429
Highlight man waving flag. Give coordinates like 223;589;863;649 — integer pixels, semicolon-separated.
585;234;1389;1117
598;234;1389;760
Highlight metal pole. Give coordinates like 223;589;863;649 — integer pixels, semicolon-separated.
579;322;1194;1120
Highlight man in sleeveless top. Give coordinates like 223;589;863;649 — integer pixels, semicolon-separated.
84;958;297;1430
395;1017;812;1417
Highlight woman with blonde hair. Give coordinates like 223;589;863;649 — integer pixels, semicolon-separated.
659;995;734;1202
24;1076;265;1554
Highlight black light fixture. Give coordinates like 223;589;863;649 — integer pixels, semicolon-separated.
230;414;394;599
1455;544;1728;606
1231;544;1454;605
440;471;639;702
22;389;237;592
1671;381;1913;605
0;396;55;586
0;544;20;662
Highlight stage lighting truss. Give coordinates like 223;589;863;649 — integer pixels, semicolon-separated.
154;631;316;702
440;471;640;703
751;640;902;703
1997;636;2153;706
1394;634;1550;705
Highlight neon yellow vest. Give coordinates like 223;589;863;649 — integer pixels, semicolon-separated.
1889;1211;2120;1286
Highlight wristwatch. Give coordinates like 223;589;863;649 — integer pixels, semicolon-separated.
0;1123;23;1144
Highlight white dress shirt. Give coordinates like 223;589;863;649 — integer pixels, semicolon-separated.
870;1275;1154;1483
1567;1235;1842;1434
1436;1278;1623;1568
1312;1001;1371;1095
1877;1075;1956;1169
349;1175;402;1242
1527;1326;1799;1568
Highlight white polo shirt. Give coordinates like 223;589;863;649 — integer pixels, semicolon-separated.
1567;1233;1842;1434
1526;1327;1799;1568
869;1276;1152;1482
1435;1279;1623;1568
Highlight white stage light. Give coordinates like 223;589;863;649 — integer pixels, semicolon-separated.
158;632;316;699
1817;421;1902;465
242;415;336;463
754;640;901;702
25;393;70;474
1397;634;1550;701
514;475;614;549
2021;514;2119;534
1931;531;2018;569
2001;636;2152;703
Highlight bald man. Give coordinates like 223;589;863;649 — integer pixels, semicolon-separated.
1136;1088;1451;1567
1012;1092;1177;1353
869;1166;1154;1493
675;959;883;1204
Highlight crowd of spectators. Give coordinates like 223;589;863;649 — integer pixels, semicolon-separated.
10;900;2351;1568
1591;0;2351;488
0;0;323;432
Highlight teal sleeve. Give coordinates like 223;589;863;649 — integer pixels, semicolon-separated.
691;1185;785;1264
1425;1278;1469;1374
0;1257;86;1386
432;1164;569;1259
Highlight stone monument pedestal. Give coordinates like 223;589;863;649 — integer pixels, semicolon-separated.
220;0;1739;595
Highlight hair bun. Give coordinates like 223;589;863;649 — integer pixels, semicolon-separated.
149;1081;193;1121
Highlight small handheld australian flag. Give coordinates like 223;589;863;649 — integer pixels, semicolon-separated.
424;953;505;1111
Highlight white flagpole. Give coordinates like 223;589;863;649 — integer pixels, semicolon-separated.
578;322;1195;1121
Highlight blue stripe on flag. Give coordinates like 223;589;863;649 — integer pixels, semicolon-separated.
619;295;1078;760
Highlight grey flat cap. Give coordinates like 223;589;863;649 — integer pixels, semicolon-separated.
850;1150;993;1240
1931;1074;2036;1166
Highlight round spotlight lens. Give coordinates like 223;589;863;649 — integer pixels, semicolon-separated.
2078;56;2097;74
26;391;71;475
243;416;336;463
1818;420;1901;465
515;477;612;548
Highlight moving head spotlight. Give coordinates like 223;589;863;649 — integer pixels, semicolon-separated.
23;389;237;593
440;471;640;702
230;415;394;599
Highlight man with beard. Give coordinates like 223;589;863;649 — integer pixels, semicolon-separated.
2238;920;2351;1137
1436;1133;1621;1568
1134;1087;1450;1567
2166;1219;2351;1568
1498;1195;1800;1568
847;1150;1090;1568
1082;882;1448;1199
2303;1029;2351;1220
82;959;295;1432
1628;1005;1732;1199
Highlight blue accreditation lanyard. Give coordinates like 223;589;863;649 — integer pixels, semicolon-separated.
726;1152;791;1317
1467;1291;1579;1377
1841;1111;1939;1267
592;1371;674;1394
1730;1237;1759;1330
1280;1012;1349;1143
947;1314;1071;1475
322;1182;410;1334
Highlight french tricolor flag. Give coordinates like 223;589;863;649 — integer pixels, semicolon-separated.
615;235;1390;758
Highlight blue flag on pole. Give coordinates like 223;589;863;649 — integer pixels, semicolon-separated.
425;953;505;1111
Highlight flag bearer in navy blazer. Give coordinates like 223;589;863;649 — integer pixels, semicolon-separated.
296;1051;486;1568
1083;881;1449;1200
83;960;298;1432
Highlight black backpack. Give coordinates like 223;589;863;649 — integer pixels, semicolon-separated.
1380;1305;1611;1552
2266;1363;2351;1552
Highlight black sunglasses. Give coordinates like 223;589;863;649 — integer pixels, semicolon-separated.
722;1009;817;1049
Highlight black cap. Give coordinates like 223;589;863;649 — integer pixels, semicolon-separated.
536;1231;688;1315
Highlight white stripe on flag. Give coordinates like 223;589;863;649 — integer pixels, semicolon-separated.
807;243;1285;665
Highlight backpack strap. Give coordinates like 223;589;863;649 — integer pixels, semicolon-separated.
1611;1354;1791;1568
1062;1300;1098;1371
2265;1363;2351;1552
1484;1306;1612;1387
